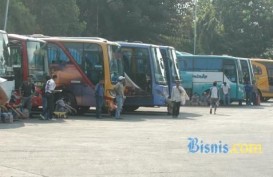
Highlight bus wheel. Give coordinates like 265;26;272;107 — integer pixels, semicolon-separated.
56;92;77;115
123;106;139;112
258;90;266;102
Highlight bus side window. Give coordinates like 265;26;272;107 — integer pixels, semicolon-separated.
268;68;273;86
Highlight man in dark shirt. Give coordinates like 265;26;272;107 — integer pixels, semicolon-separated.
20;76;35;118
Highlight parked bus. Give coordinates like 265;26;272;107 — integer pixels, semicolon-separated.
9;35;122;113
159;46;180;97
177;55;254;104
251;58;273;101
0;30;14;101
118;42;168;111
8;34;49;108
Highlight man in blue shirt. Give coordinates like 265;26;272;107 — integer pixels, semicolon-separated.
244;81;253;105
95;79;104;118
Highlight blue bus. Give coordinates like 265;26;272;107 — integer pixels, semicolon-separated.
177;55;254;104
118;42;168;111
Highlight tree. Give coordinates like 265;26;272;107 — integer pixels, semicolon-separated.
22;0;86;35
0;0;36;33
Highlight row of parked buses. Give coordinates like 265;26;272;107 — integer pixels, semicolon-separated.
176;54;273;104
1;30;272;114
2;32;181;113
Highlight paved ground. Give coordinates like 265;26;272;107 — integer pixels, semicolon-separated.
0;101;273;177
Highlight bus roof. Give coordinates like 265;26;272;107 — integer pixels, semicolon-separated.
176;51;192;56
251;58;273;62
177;55;240;60
0;30;7;34
159;45;175;50
117;41;158;48
8;34;46;43
35;36;119;46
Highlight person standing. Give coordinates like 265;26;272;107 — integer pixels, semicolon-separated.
20;76;35;118
45;75;57;120
244;81;253;106
40;75;51;120
221;82;230;106
171;80;184;118
209;81;220;114
95;79;104;118
114;76;125;119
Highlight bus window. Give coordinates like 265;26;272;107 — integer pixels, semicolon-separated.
121;47;151;89
178;58;193;71
109;45;123;83
253;64;262;75
240;60;250;83
194;58;222;71
151;47;166;85
267;67;273;86
83;43;104;85
27;41;48;82
223;60;237;83
48;44;69;65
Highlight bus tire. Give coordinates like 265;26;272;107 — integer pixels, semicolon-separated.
258;90;266;102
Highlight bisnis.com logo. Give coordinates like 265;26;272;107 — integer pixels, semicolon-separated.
188;137;262;154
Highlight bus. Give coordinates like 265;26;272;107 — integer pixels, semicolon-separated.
118;42;168;111
177;55;254;104
31;36;123;113
159;46;180;97
8;34;49;108
251;58;273;101
0;30;14;100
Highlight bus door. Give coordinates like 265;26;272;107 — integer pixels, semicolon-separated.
223;59;240;101
121;47;153;106
9;41;23;89
160;48;172;96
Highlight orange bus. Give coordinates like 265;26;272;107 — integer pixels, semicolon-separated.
251;58;273;101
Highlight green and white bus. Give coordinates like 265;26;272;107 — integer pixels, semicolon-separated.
177;55;254;104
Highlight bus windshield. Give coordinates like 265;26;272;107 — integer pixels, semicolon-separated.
0;31;12;77
151;47;167;85
171;49;180;81
27;41;48;82
109;44;123;83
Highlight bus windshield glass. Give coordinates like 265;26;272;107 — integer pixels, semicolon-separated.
63;42;104;85
151;47;167;85
171;49;180;81
27;41;48;82
109;44;123;83
0;32;12;77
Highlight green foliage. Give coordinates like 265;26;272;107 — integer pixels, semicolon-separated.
1;0;273;58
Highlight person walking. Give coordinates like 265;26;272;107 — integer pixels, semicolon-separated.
221;82;230;106
20;76;35;118
171;80;185;118
95;79;104;118
40;75;51;120
45;75;57;120
114;76;125;119
209;81;220;114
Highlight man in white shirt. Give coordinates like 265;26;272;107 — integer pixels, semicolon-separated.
171;80;185;118
210;81;220;114
221;82;230;106
45;75;57;120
